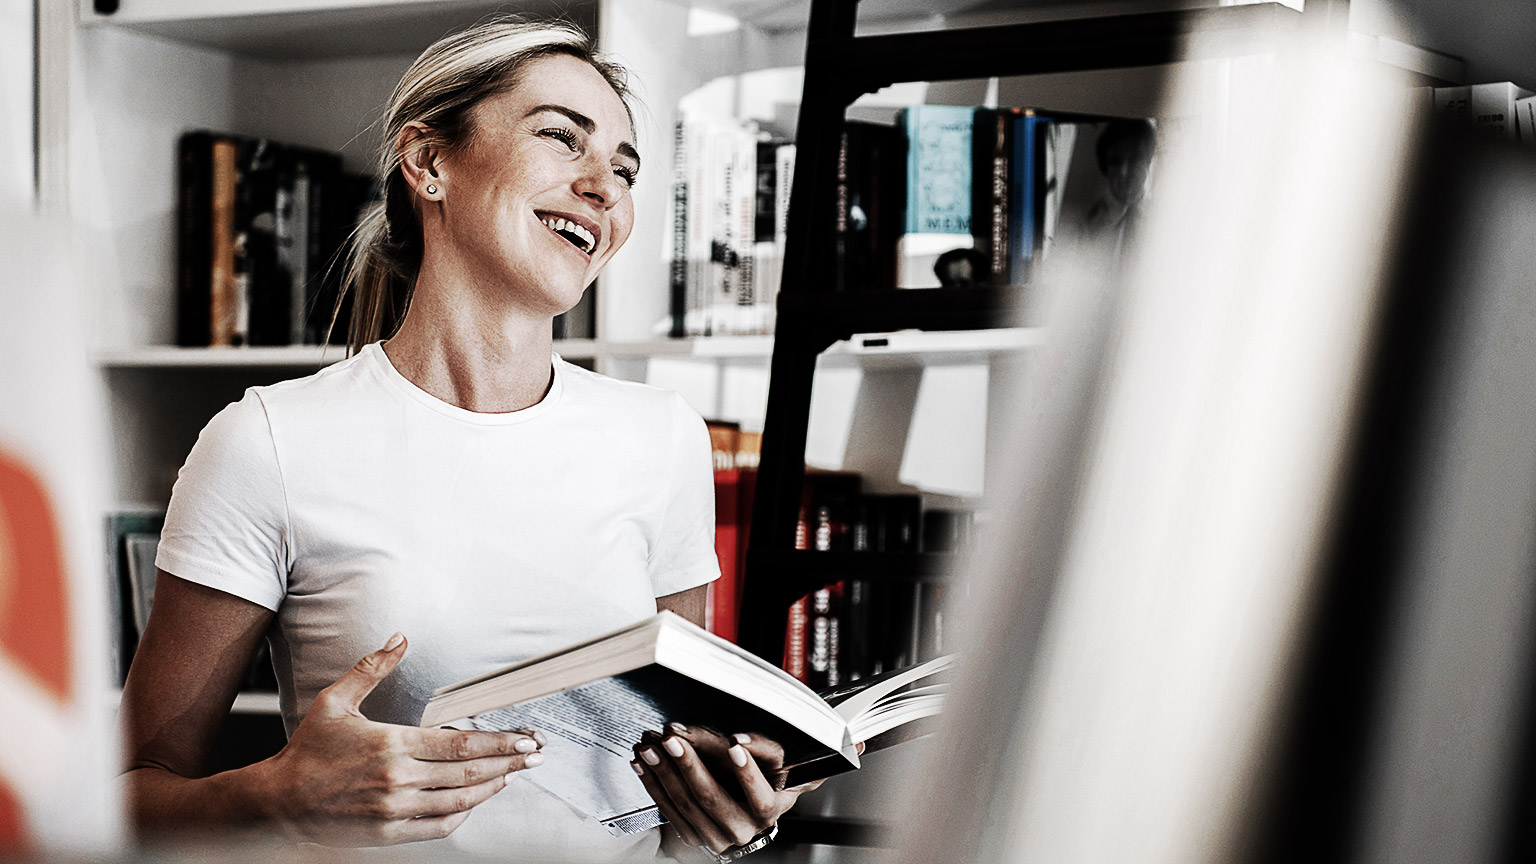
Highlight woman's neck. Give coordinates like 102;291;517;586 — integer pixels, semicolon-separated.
382;280;556;414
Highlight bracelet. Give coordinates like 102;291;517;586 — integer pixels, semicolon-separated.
708;823;778;863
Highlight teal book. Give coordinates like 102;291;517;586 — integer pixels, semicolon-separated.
901;105;974;235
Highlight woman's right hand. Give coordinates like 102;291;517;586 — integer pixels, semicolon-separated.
256;633;545;846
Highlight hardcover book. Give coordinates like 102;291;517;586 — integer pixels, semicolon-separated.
420;612;951;836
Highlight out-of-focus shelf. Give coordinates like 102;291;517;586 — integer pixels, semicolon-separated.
231;691;282;715
95;330;1037;370
110;689;281;716
95;345;351;368
77;0;593;60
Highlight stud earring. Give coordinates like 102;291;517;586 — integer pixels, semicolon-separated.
426;184;438;195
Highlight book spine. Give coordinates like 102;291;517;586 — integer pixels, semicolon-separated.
1008;113;1039;286
834;130;850;292
669;119;689;338
784;492;811;681
732;129;757;334
1520;95;1536;148
177;132;213;347
974;109;1012;286
209;137;239;347
288;161;312;345
768;144;794;331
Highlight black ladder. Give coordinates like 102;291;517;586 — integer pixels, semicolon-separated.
735;0;1311;668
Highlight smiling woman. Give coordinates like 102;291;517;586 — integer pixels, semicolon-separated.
118;16;812;863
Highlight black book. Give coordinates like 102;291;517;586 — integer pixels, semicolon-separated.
176;131;219;346
840;121;906;291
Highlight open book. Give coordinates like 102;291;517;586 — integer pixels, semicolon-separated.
420;611;951;835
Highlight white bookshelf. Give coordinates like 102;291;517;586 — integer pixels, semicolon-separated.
93;329;1040;369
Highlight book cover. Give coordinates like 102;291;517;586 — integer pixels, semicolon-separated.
902;105;973;235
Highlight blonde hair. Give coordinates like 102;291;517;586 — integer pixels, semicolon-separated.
334;17;634;353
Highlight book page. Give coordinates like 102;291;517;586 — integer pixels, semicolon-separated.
464;677;664;836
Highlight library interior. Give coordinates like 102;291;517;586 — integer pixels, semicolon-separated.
3;0;1536;862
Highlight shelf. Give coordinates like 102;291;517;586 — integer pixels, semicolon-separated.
749;550;957;587
776;288;1031;351
95;345;351;368
231;691;282;715
109;689;282;716
94;331;1035;370
79;0;594;60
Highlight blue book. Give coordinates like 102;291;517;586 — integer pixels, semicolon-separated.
1010;113;1044;285
901;105;974;236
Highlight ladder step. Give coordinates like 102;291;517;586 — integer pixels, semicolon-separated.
775;287;1029;344
838;3;1303;93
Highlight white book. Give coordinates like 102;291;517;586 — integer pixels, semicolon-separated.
421;612;951;836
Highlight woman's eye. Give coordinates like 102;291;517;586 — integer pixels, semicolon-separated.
613;166;638;189
539;128;580;151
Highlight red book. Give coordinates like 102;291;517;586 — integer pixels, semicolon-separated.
710;468;741;642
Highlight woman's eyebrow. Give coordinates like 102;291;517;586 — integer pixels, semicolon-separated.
526;103;640;170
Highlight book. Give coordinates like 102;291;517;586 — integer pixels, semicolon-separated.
972;107;1021;287
178;130;356;348
419;611;952;835
1518;94;1536;147
1434;82;1535;139
898;105;976;288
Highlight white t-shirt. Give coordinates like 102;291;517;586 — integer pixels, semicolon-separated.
157;342;719;860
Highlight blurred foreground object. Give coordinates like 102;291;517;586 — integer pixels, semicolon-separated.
898;27;1536;864
0;180;120;850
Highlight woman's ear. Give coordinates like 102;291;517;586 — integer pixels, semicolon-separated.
397;122;445;201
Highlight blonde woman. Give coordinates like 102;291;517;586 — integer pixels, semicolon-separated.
121;19;815;861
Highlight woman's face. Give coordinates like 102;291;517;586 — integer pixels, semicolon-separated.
436;53;638;316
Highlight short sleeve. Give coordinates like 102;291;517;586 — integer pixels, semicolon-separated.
647;393;721;597
156;390;290;612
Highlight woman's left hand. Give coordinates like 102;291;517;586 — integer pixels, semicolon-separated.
631;725;820;857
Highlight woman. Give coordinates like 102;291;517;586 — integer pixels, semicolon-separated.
121;18;815;861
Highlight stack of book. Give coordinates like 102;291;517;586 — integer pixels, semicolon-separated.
781;471;974;689
1425;81;1536;143
177;131;376;348
665;106;1158;320
667;116;793;337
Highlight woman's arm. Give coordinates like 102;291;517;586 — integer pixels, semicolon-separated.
122;571;546;845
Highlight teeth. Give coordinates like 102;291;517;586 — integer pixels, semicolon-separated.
540;216;596;254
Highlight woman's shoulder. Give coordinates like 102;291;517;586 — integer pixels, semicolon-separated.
555;356;701;419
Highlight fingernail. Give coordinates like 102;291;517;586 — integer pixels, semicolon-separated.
383;632;404;651
532;730;547;748
663;737;684;758
729;745;748;768
515;738;537;753
668;722;688;735
640;747;661;766
733;733;751;745
631;760;644;776
525;752;545;767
